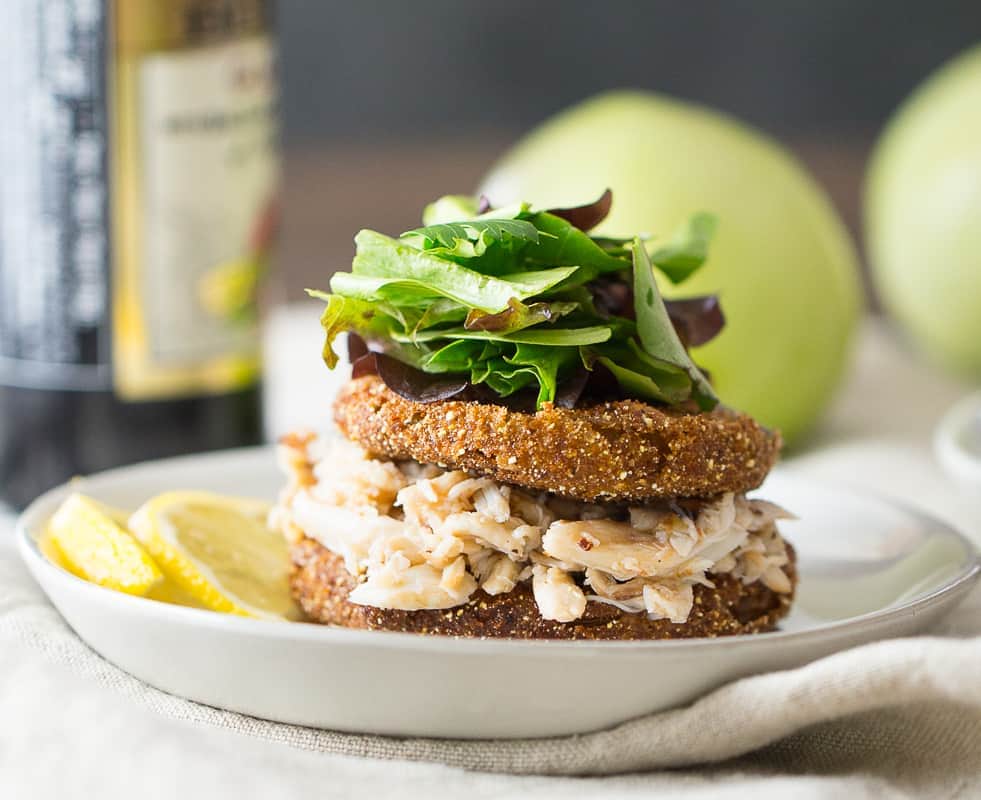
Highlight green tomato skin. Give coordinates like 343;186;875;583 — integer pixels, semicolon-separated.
866;44;981;379
480;91;862;445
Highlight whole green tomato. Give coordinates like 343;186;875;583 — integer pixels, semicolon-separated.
866;44;981;378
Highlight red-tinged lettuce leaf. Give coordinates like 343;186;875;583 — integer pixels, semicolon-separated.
374;352;470;403
591;278;633;318
546;188;613;232
351;352;378;379
580;360;624;402
553;367;591;409
580;280;724;347
665;296;726;348
477;194;492;214
347;332;369;363
464;298;578;333
348;338;432;382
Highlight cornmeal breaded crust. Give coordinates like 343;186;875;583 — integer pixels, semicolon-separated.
333;375;781;502
289;536;797;640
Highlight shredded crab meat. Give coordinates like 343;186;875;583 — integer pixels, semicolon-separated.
274;436;795;623
532;565;587;623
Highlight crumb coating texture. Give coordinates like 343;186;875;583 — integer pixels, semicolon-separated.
289;536;797;640
333;376;781;503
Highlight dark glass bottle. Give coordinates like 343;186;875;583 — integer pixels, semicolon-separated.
0;0;277;508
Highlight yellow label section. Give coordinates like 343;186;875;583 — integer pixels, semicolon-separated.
111;33;277;400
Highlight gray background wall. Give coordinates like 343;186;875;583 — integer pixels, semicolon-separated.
278;1;981;145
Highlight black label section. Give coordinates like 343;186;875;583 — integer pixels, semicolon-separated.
0;0;112;390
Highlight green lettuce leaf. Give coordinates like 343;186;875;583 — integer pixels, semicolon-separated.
421;195;481;225
594;358;681;405
406;208;541;273
391;325;612;346
419;196;530;241
521;212;629;287
306;290;395;368
466;344;575;406
480;361;536;398
588;340;691;405
402;218;540;251
411;298;469;332
330;273;440;304
631;239;717;409
422;339;498;373
503;344;577;406
591;236;635;258
650;212;718;284
348;230;577;312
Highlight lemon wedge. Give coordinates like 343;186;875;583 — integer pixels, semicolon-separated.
47;493;164;595
128;491;299;620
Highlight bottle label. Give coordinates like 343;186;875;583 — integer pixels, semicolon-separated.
0;0;277;400
112;36;277;400
0;0;113;391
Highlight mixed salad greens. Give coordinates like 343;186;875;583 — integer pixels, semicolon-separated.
310;190;725;411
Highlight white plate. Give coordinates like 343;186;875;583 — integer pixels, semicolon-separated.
17;447;980;739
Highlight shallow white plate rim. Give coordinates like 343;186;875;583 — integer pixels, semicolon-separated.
16;446;981;655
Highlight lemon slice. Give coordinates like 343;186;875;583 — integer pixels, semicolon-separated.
128;491;299;620
47;493;163;595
